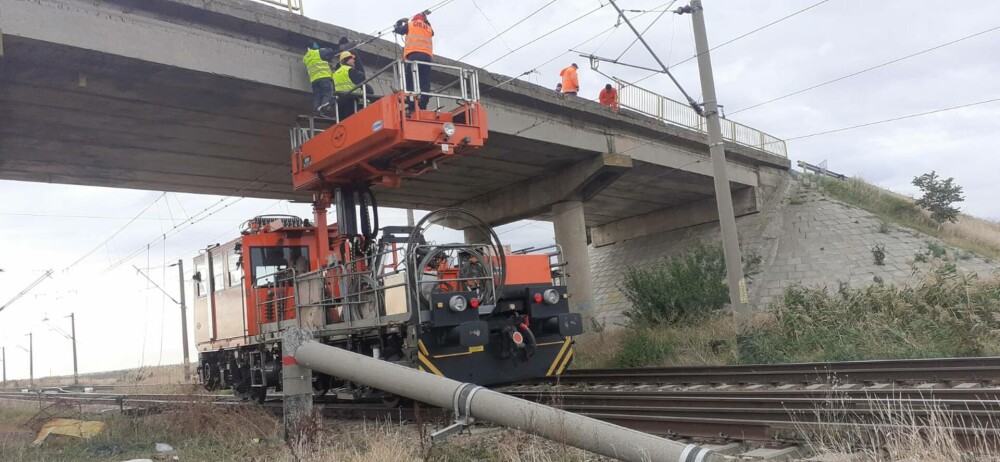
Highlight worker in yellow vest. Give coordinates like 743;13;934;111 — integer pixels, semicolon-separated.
332;51;368;119
394;11;434;112
303;42;336;116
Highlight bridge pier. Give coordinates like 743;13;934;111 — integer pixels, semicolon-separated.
552;201;594;325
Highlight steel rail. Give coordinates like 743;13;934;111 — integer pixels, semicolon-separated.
555;357;1000;385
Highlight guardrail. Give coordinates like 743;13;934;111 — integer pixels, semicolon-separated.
614;78;788;157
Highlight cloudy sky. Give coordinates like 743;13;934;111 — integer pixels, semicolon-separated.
1;0;998;380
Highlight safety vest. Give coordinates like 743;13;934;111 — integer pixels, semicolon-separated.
302;49;332;83
403;19;434;58
560;66;579;93
333;65;361;94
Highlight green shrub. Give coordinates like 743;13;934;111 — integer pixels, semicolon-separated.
613;329;674;368
621;242;754;326
927;241;947;259
740;265;1000;364
871;242;886;265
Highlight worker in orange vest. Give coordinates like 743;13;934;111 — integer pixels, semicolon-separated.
598;84;619;111
560;63;579;96
394;11;434;112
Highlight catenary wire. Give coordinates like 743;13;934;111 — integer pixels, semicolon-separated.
614;0;675;61
479;2;608;70
63;192;165;272
0;212;243;222
729;25;1000;115
470;0;514;52
782;97;1000;142
483;1;676;93
668;0;833;70
458;0;560;61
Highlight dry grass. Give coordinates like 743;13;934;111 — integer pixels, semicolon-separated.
800;395;999;461
572;315;741;368
816;175;1000;260
0;398;604;461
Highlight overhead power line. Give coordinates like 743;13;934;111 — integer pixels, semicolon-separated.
64;193;165;271
0;212;244;222
730;25;1000;115
0;270;53;313
458;0;559;61
480;2;608;70
669;0;833;69
783;97;1000;142
615;0;676;61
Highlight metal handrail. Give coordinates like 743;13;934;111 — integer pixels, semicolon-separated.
253;0;303;15
614;77;788;157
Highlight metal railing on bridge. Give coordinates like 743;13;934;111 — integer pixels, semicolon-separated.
253;0;304;15
614;78;788;158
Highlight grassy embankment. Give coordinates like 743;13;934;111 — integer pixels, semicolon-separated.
0;398;598;461
815;175;1000;260
573;177;1000;368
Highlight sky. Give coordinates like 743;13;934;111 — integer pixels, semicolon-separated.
1;0;999;380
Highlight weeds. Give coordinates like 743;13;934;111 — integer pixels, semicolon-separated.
926;241;947;259
621;242;760;327
815;175;1000;259
876;221;892;234
739;265;1000;363
871;242;886;266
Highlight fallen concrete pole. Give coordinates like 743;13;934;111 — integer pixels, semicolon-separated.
283;328;719;462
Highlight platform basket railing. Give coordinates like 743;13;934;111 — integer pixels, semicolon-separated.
614;77;788;157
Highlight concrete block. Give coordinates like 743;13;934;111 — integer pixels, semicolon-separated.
740;446;804;460
865;383;895;390
804;453;864;461
953;382;983;389
916;382;947;389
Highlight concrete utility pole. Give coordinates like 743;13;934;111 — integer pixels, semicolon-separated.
134;261;192;382
176;260;191;382
67;313;78;385
26;332;33;387
2;346;6;387
282;327;720;462
683;0;750;334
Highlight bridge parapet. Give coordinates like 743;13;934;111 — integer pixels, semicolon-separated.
614;77;788;158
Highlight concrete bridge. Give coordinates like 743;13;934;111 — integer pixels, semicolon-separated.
0;0;790;317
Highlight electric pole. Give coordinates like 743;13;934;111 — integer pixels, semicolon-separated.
67;313;78;385
176;260;191;382
680;0;750;335
134;262;192;382
2;347;6;387
26;332;33;387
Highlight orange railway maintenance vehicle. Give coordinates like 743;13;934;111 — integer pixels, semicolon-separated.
193;60;583;402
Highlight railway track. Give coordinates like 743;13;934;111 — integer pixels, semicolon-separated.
5;357;1000;457
550;357;1000;386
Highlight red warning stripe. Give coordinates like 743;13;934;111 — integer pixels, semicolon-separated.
282;356;297;366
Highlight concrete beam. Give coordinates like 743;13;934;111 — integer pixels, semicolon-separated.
451;153;633;227
591;187;759;247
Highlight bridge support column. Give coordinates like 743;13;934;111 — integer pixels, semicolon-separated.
282;332;315;442
463;226;491;244
552;201;594;323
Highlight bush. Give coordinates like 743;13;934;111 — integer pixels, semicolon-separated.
871;242;886;265
739;265;1000;364
613;329;674;368
621;242;741;326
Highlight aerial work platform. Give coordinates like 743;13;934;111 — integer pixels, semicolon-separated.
290;60;488;191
